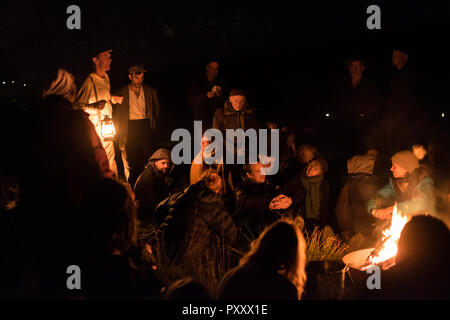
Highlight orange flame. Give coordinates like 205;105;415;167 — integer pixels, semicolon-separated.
368;203;409;266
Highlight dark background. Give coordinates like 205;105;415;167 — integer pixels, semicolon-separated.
1;1;449;142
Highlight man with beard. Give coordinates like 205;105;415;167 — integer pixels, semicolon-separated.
134;148;183;225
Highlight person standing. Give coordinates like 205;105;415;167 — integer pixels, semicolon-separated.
331;54;383;156
74;48;124;177
188;60;227;131
384;46;421;154
114;65;160;186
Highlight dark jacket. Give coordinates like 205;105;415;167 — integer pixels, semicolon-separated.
233;178;279;237
385;65;418;119
158;181;238;259
22;95;111;205
134;161;177;224
333;75;383;127
188;76;227;130
212;100;260;133
335;173;379;235
218;263;298;300
82;245;162;299
113;84;160;149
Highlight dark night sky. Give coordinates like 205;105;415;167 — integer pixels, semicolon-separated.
2;1;449;77
1;1;449;134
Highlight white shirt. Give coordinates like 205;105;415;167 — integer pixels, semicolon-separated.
89;73;113;118
129;85;146;120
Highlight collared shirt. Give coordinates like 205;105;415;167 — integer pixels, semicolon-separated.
129;85;146;120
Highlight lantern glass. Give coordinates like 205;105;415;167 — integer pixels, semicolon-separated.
101;116;116;141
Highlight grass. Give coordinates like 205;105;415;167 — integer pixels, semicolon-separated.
305;227;349;263
139;222;242;297
139;214;349;298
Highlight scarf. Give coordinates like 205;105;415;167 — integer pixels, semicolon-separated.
300;175;324;219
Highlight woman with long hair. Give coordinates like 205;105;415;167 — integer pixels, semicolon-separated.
217;218;307;300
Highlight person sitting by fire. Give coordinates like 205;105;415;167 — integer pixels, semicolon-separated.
367;150;436;223
133;148;186;227
233;161;296;238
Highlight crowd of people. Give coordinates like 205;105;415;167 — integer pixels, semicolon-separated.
0;43;449;300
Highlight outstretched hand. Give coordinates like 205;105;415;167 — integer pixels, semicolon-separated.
269;194;293;210
372;206;393;220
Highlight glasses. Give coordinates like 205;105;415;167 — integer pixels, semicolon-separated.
132;71;143;76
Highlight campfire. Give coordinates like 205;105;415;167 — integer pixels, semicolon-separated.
365;203;409;269
343;203;410;271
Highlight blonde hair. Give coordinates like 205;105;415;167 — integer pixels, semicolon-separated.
42;68;76;101
238;218;307;299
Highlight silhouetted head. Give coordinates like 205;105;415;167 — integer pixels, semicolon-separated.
41;68;77;102
80;177;137;254
392;49;408;70
296;145;318;164
239;219;307;298
397;215;450;267
205;61;219;81
163;277;211;300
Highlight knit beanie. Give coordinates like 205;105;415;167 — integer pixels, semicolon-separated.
391;150;419;174
229;89;246;97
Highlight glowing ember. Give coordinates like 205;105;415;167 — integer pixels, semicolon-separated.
368;203;409;267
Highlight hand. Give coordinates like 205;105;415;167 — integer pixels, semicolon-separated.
94;100;106;110
306;160;322;177
212;85;222;96
372;207;393;220
269;195;293;210
207;91;215;98
112;95;124;104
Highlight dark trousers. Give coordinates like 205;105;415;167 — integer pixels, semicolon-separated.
125;120;155;187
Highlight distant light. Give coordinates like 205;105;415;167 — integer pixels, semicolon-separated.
325;113;330;117
2;81;5;85
442;112;446;118
11;81;14;84
23;84;27;87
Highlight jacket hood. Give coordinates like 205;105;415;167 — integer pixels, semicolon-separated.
347;154;375;175
147;148;174;174
150;148;172;162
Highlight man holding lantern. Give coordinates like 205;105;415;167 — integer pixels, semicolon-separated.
74;47;123;177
